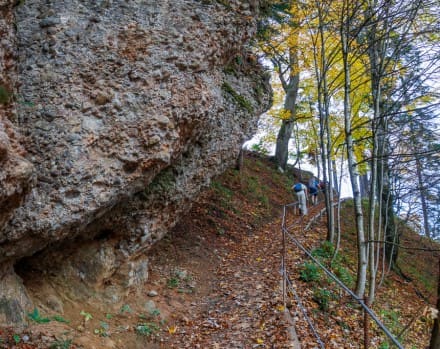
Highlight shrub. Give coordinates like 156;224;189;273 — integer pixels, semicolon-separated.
120;304;133;314
333;265;354;288
250;142;269;156
50;339;72;349
312;241;335;260
136;322;160;337
28;308;51;324
312;288;335;312
211;181;233;199
299;262;321;282
167;277;179;289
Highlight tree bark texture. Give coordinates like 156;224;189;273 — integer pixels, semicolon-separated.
341;6;367;297
430;257;440;349
416;156;430;238
274;48;299;170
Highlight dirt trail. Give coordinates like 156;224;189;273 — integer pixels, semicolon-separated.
159;219;291;348
153;198;328;349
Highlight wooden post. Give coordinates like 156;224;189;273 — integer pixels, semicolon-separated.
364;297;370;349
282;206;287;308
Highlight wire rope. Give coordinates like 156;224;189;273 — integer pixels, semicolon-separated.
283;225;404;349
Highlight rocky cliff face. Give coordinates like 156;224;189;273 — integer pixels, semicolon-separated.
0;0;271;325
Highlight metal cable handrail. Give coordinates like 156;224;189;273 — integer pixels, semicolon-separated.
282;221;404;349
285;271;326;349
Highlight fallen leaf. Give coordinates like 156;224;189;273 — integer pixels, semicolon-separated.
277;305;285;312
168;325;177;334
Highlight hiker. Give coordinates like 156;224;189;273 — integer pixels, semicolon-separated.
308;176;319;205
318;180;325;192
292;182;308;216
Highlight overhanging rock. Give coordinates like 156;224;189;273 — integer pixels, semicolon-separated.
0;0;272;324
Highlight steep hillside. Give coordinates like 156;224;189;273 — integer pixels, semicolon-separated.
1;152;437;348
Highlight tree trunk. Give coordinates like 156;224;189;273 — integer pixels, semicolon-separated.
367;50;379;305
381;171;398;265
416;156;430;238
316;151;321;180
341;4;367;297
360;173;369;198
332;159;339;195
323;62;334;243
275;120;294;170
235;147;244;171
274;48;300;170
367;122;379;304
315;1;334;243
430;257;440;349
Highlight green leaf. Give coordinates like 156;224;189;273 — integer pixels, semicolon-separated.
28;307;51;323
52;315;70;323
80;310;93;322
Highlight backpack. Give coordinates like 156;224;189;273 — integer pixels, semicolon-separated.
293;183;302;192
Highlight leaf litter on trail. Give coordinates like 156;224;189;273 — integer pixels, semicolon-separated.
147;155;435;349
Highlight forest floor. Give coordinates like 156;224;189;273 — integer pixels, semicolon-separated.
1;152;438;349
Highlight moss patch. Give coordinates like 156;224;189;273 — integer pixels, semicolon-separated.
142;169;175;197
222;82;254;113
0;85;12;105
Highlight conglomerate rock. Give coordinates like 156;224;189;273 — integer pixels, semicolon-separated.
0;0;271;324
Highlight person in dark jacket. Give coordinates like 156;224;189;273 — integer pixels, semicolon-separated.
308;176;319;205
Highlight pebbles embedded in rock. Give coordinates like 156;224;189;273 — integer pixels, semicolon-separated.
39;17;61;28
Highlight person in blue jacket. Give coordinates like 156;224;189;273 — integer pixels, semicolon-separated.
308;176;319;206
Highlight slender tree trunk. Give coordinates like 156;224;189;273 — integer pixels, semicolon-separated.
324;66;334;243
332;159;339;195
415;156;430;238
294;121;303;175
341;2;367;297
318;101;332;242
315;0;334;243
376;115;398;266
381;169;398;265
368;179;377;304
325;104;334;243
318;102;331;235
309;114;321;180
367;106;379;305
429;257;440;349
366;0;388;301
332;151;345;265
316;152;321;180
360;173;369;198
346;97;367;298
